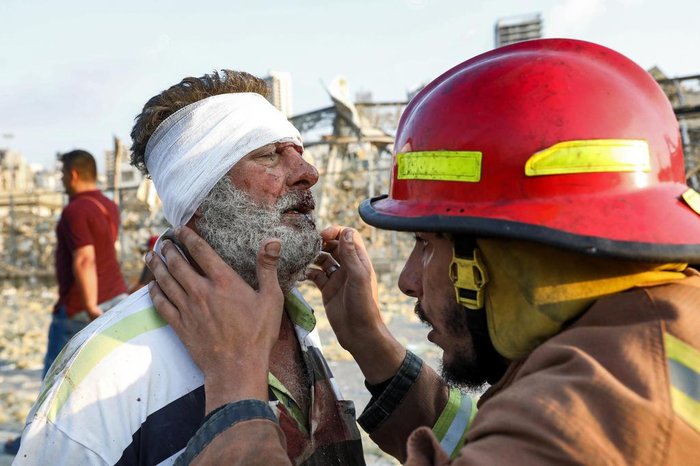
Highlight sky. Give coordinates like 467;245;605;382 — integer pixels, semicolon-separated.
1;0;698;171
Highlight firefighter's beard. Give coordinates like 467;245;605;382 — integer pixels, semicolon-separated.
415;300;508;391
196;178;321;293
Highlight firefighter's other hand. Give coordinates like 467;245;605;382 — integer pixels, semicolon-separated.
307;226;404;382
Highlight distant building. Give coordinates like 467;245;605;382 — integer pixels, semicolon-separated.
105;148;117;188
495;13;542;48
33;164;62;191
264;71;293;117
104;137;142;189
115;163;143;189
105;151;143;190
355;90;373;104
0;149;34;192
406;84;426;102
650;67;700;190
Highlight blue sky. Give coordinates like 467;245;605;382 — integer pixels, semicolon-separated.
1;0;698;170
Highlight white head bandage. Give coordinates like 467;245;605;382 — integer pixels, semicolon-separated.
144;92;302;227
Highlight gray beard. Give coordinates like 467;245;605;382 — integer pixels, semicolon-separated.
195;178;321;293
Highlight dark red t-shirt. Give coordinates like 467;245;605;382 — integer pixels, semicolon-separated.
54;190;128;316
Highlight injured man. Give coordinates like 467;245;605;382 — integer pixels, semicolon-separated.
15;69;365;466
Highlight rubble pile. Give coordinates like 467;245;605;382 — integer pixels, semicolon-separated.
307;143;415;283
0;187;167;286
0;285;53;423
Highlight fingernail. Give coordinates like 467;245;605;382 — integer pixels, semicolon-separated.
174;226;183;236
265;241;281;257
145;251;153;263
148;281;154;291
344;229;353;241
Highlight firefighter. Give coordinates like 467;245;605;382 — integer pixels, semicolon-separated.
148;39;700;464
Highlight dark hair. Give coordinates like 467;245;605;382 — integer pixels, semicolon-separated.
61;149;97;181
130;69;269;176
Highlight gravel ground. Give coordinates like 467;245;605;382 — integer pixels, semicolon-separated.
0;280;443;465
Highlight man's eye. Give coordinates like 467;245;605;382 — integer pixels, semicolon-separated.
258;153;279;164
414;236;428;248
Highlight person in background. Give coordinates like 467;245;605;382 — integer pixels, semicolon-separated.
4;149;128;456
48;149;129;369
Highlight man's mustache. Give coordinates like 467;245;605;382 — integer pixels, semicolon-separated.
414;302;433;328
277;190;316;214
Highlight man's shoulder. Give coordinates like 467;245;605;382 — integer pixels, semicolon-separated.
572;274;700;336
65;191;117;214
75;288;180;355
28;288;204;453
490;279;696;421
90;190;119;212
21;290;205;465
38;289;201;411
62;193;100;220
477;280;696;465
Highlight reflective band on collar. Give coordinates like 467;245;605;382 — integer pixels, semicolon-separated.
682;189;700;217
665;333;700;433
525;139;651;176
397;151;482;182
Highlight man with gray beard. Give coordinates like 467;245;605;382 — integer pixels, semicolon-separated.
197;178;320;292
14;70;365;466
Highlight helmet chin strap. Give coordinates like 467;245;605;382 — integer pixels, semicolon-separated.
449;236;489;310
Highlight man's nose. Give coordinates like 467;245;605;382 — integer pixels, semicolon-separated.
398;248;422;298
288;155;319;189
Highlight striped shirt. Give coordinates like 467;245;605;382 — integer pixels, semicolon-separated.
16;287;364;465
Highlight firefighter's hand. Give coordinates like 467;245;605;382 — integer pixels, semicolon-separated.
147;226;284;412
307;226;404;383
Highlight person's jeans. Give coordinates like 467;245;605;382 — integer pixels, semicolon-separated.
43;293;128;377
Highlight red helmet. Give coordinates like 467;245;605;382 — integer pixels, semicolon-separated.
360;39;700;262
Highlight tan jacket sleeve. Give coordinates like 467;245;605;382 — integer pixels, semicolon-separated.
190;419;291;466
176;400;292;466
359;352;451;462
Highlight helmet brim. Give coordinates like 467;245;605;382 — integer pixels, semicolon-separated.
359;185;700;263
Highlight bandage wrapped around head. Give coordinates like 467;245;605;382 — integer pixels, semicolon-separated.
145;92;302;227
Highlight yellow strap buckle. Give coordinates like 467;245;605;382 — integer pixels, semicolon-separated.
449;248;488;310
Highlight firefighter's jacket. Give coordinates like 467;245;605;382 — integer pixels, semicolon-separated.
366;271;700;465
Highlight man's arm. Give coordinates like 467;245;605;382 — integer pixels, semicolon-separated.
147;227;291;464
15;415;110;465
306;226;406;383
72;244;102;320
308;226;472;461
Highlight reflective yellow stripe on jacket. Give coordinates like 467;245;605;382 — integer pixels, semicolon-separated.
665;333;700;433
432;388;478;458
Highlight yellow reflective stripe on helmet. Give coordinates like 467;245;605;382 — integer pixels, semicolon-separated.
665;333;700;432
682;189;700;217
397;151;482;182
525;139;651;176
433;388;477;458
